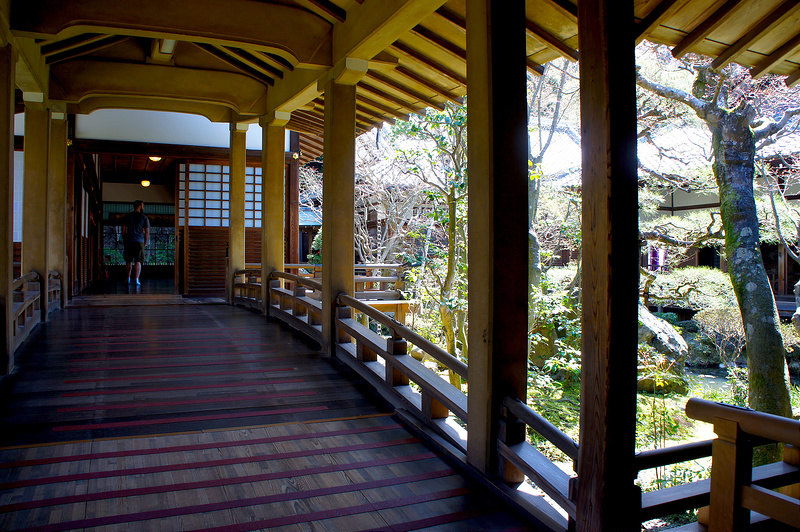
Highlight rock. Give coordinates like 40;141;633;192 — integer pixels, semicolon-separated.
637;375;689;395
638;303;688;373
676;320;700;334
683;329;719;367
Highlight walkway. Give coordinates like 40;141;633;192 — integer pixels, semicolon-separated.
0;300;537;532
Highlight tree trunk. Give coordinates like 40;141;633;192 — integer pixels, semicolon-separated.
712;108;792;421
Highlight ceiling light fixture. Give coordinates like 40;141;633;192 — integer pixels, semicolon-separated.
149;156;162;162
141;180;151;187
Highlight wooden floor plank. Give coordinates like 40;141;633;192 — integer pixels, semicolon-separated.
0;301;538;532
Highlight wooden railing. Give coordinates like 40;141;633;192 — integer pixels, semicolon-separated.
11;270;63;350
684;398;800;531
12;272;41;350
267;272;324;344
232;268;263;311
499;396;578;525
333;292;468;451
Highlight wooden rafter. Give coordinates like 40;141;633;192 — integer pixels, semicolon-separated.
527;59;546;76
750;34;800;78
389;42;466;86
222;47;285;79
433;6;466;32
712;0;800;70
635;0;684;44
40;33;105;56
393;65;461;103
292;0;346;23
787;69;800;88
257;51;295;72
195;43;275;86
358;81;420;113
409;25;466;61
44;35;130;65
525;20;578;61
355;94;408;121
539;0;578;21
671;0;747;59
365;71;444;111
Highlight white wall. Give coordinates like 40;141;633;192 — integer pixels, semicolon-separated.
76;109;290;150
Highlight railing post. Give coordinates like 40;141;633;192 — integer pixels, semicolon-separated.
268;278;281;315
293;285;306;317
498;401;526;486
708;418;751;531
781;444;800;499
336;304;352;344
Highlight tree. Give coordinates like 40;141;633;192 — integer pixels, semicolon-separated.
636;53;800;422
390;102;468;386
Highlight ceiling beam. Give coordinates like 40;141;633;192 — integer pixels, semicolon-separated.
635;0;684;44
332;0;449;61
671;0;747;59
40;33;105;56
540;0;578;21
50;60;269;117
356;94;408;120
711;0;800;70
293;0;348;23
46;35;129;64
525;20;578;61
268;0;447;115
358;81;420;114
10;0;332;66
750;34;800;78
527;59;546;76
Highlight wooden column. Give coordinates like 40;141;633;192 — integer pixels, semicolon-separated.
227;122;248;303
286;131;300;264
465;0;529;475
22;102;50;322
49;113;67;308
0;45;15;374
320;59;368;356
575;1;641;530
260;112;290;311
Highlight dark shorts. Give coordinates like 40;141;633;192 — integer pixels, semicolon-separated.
124;242;146;263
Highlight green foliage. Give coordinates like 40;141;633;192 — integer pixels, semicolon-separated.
307;230;322;264
647;266;737;310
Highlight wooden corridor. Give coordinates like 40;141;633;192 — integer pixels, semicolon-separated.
0;300;537;532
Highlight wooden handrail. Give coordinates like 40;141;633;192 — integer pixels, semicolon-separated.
634;439;713;471
503;396;579;460
272;271;322;292
338;293;467;379
12;271;39;290
686;398;800;446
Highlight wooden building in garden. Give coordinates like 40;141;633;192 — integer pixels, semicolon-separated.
0;1;799;531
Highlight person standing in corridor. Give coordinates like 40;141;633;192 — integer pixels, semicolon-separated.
122;200;150;285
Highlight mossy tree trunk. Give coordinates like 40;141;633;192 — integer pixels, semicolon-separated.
712;108;791;420
636;72;794;427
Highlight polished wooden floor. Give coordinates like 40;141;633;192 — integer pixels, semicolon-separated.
0;300;537;531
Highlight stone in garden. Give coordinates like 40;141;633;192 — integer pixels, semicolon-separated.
638;303;688;373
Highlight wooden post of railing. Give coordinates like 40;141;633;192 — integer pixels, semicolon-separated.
336;304;352;344
782;444;800;499
268;278;281;314
708;418;753;531
498;401;526;486
293;285;306;317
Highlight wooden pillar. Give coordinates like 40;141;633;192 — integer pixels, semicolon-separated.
49;113;67;308
320;59;368;356
575;1;641;530
227;122;247;303
286;131;300;264
260;112;290;311
465;0;529;476
0;45;15;374
22;102;49;322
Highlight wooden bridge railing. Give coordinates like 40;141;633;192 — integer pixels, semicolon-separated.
334;292;467;450
233;267;800;530
12;270;63;351
685;398;800;531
